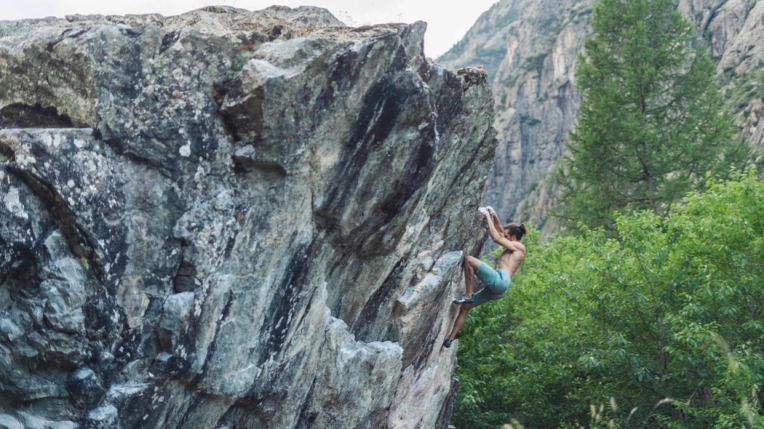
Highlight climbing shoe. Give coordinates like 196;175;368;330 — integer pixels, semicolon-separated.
443;338;452;348
452;296;473;305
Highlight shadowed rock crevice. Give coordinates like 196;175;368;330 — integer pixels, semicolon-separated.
256;240;314;367
232;146;288;177
218;80;265;144
172;260;198;293
314;69;441;258
0;139;14;162
350;257;407;342
6;167;102;279
0;103;74;129
436;376;459;427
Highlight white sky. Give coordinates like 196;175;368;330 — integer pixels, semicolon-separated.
0;0;498;58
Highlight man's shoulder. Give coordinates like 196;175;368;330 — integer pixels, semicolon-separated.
505;241;526;251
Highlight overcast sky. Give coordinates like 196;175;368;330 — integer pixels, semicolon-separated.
0;0;498;58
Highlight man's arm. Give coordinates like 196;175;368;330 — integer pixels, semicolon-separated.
487;206;503;234
484;212;514;250
484;212;525;252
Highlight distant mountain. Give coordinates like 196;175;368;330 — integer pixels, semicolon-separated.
439;0;764;239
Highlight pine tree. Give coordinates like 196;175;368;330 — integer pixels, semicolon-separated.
556;0;749;232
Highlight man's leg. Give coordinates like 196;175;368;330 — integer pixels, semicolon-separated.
448;303;473;342
445;256;484;347
463;255;482;298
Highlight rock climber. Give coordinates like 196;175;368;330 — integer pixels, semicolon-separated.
443;207;527;348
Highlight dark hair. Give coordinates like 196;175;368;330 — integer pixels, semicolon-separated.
504;223;527;240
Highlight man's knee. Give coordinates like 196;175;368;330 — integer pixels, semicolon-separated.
465;255;482;269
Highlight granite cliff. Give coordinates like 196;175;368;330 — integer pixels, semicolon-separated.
0;6;497;428
439;0;764;238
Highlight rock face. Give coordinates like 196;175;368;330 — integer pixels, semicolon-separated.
438;0;591;239
439;0;764;239
0;6;497;428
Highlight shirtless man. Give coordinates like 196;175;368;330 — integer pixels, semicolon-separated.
443;207;527;348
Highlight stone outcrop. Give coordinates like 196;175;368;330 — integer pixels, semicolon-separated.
439;0;764;239
0;6;497;428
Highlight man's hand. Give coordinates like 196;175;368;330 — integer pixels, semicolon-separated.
487;206;500;224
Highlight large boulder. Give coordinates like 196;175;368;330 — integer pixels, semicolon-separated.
0;5;496;429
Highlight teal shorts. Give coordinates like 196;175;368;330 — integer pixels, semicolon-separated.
472;263;511;307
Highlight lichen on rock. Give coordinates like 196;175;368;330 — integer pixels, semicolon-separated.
0;6;496;428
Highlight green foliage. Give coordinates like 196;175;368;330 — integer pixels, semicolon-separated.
477;44;509;59
232;50;252;72
499;7;521;27
452;172;764;428
522;53;548;73
519;115;542;126
505;75;520;89
447;37;469;59
555;0;749;234
724;67;764;119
